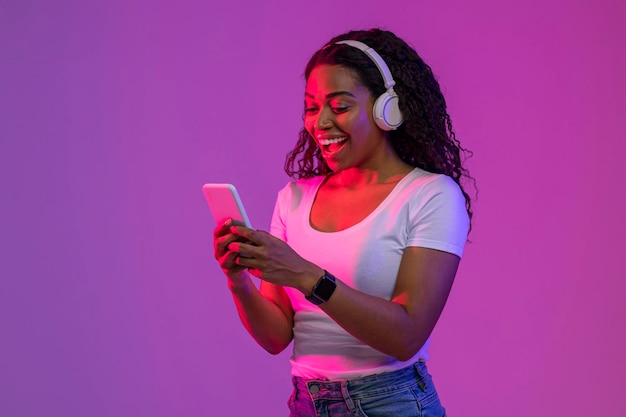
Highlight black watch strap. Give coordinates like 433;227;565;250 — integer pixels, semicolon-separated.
305;270;337;305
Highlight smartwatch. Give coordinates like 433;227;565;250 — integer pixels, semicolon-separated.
305;270;337;305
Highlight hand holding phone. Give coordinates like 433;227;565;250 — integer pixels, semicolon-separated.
204;183;254;260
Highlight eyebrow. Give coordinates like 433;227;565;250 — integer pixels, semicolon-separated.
304;91;356;100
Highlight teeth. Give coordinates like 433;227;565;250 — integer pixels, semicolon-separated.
319;137;347;146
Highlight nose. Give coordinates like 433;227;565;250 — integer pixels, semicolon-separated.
317;110;333;129
307;107;333;132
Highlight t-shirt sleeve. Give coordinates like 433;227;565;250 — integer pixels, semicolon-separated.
269;183;290;241
406;175;469;258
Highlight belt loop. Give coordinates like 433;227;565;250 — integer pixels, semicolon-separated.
413;363;427;392
341;381;357;411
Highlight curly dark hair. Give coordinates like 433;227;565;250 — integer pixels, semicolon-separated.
285;28;475;226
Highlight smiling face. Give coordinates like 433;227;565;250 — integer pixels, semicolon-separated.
304;64;390;173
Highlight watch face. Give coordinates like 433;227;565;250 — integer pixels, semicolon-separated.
315;274;336;300
306;271;337;305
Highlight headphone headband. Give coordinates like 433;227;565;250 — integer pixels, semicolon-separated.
335;40;396;90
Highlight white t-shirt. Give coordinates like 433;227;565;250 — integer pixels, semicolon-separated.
269;168;469;380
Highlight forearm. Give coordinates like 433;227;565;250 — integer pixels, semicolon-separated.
300;248;458;361
228;271;293;354
235;255;430;360
317;280;428;361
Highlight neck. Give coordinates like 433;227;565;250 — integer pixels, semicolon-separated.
333;159;413;188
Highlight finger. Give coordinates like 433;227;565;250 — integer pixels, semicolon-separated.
216;250;234;269
214;233;233;257
230;225;264;245
234;252;258;269
213;219;234;238
213;220;235;255
228;239;266;260
214;231;247;259
218;250;244;271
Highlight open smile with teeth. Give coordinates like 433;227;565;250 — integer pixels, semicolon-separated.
319;136;349;154
319;136;348;146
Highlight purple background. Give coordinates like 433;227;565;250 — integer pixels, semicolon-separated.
2;1;625;416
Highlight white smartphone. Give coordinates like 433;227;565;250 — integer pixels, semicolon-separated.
202;183;252;228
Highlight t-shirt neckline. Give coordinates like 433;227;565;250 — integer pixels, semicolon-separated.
306;168;419;234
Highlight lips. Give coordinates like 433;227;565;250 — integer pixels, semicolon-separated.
319;136;348;146
318;136;348;154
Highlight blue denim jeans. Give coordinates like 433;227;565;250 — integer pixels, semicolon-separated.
288;361;446;417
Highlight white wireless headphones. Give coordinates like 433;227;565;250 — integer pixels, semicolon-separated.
336;40;404;131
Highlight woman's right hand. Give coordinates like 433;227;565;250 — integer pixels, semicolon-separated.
213;221;295;354
213;219;249;287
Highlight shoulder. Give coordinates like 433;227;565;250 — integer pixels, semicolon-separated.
400;171;469;257
401;168;464;203
404;170;469;234
277;175;326;201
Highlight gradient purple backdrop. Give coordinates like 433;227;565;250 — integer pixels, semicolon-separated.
1;0;625;416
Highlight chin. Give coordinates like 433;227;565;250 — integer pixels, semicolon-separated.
325;161;345;173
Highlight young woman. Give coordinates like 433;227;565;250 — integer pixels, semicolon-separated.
214;28;474;417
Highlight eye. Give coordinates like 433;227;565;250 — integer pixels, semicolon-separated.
304;105;319;114
329;100;350;113
332;106;349;114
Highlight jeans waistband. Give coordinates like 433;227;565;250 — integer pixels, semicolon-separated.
292;361;429;400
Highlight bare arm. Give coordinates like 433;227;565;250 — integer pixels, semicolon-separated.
317;247;459;360
213;221;294;354
231;226;460;361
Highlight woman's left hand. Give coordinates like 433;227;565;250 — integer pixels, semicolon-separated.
226;225;323;291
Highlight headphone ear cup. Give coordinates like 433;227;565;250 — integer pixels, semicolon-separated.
373;90;403;131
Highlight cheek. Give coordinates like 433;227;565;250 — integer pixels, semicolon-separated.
345;113;372;135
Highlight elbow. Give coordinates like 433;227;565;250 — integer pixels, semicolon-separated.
258;334;292;355
391;336;428;362
394;349;419;362
264;343;289;355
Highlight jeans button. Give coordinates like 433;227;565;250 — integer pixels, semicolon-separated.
309;384;320;394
